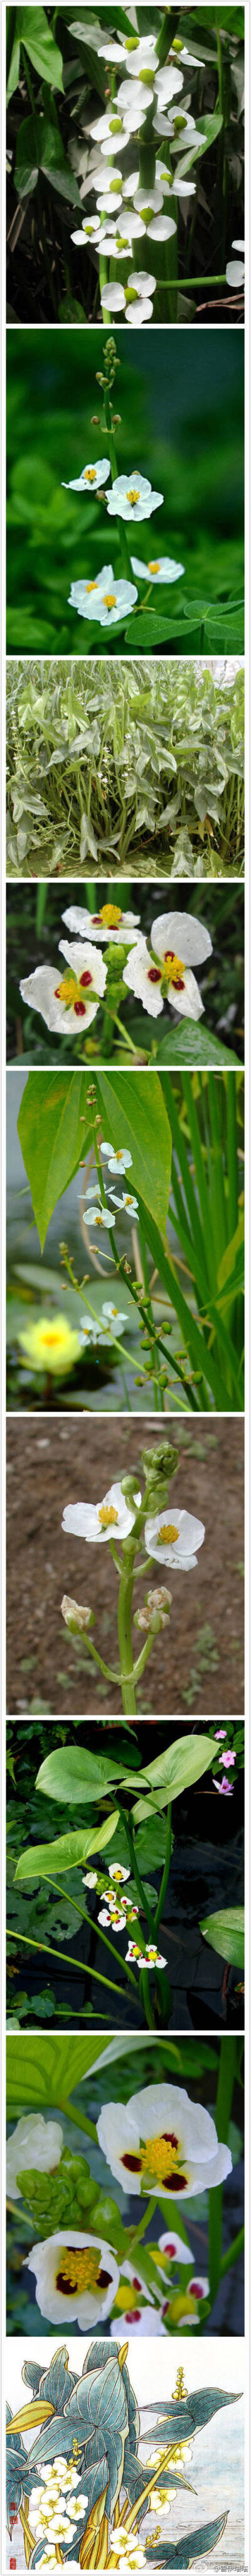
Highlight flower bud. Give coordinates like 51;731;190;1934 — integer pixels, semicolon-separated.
147;1587;172;1615
61;1594;93;1635
120;1475;140;1502
141;1443;178;1482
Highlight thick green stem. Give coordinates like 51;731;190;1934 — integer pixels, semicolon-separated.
117;1541;137;1714
220;2224;244;2281
208;2037;237;2306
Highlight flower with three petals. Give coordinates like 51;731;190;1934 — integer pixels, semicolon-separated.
24;2228;119;2323
97;2079;232;2199
62;1481;141;1545
101;277;156;324
62;456;110;493
110;1190;139;1218
63;901;139;945
20;940;107;1033
145;1507;205;1568
122;910;211;1021
100;1143;132;1173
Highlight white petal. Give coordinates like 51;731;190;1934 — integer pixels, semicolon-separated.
226;258;244;286
167;966;203;1021
152;911;212;965
148;215;176;241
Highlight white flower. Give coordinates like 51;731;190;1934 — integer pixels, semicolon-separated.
188;2273;209;2298
71;214;103;247
99;1906;127;1930
145;1507;205;1569
109;1863;131;1883
134;186;163;216
62;1481;141;1545
171;44;205;65
63;902;139;946
107;473;163;523
158;2229;193;2263
97;184;123;213
113;2304;166;2340
62;456;110;494
100;1303;127;1337
147;216;177;243
87;112;133;154
102;214;145;254
83;1869;98;1886
154;145;195;194
118;75;156;114
85;1179;101;1196
24;2229;119;2324
20;942;107;1035
99;34;158;71
6;2115;63;2201
226;239;245;288
80;1314;104;1345
97;2080;232;2201
126;1941;166;1969
100;1143;132;1173
123;910;211;1021
110;1190;139;1218
69;566;137;626
131;550;184;587
85;1203;115;1232
100;280;154;324
46;2511;77;2541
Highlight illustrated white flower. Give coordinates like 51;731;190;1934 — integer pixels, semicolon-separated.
62;457;110;494
84;1203;115;1232
158;2228;193;2263
226;239;245;288
110;1190;139;1218
20;942;107;1034
62;1481;141;1545
71;214;103;247
100;1143;132;1173
109;1863;131;1883
126;1941;166;1968
45;2511;77;2542
24;2229;119;2323
131;550;184;586
188;2273;209;2298
6;2115;63;2202
63;901;139;945
107;473;163;523
69;567;137;626
145;1507;205;1569
123;910;211;1020
97;2080;232;2200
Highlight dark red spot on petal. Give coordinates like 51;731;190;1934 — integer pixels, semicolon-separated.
74;1000;87;1017
80;970;93;988
125;2308;141;2322
164;2174;186;2191
163;2134;178;2149
122;2153;142;2173
148;968;162;985
164;949;174;960
98;2268;112;2288
190;2280;203;2297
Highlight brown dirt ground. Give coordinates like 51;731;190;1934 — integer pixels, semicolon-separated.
7;1416;244;1718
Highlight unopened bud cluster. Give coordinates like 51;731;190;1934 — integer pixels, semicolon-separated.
61;1594;94;1635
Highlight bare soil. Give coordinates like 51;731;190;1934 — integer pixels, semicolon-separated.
7;1416;244;1717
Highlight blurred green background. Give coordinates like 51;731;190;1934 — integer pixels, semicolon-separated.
6;327;244;655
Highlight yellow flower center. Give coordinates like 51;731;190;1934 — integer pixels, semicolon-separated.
56;969;93;1018
40;1329;63;1351
157;1522;179;1544
127;488;140;505
55;2247;105;2295
84;468;97;483
148;561;161;574
141;2133;181;2183
163;949;184;986
98;1503;119;1527
86;580;98;594
99;904;122;926
104;592;117;609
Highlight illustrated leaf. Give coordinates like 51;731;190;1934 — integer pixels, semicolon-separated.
35;1745;125;1806
17;1071;90;1249
18;8;64;87
95;1072;171;1235
15;1810;119;1882
200;1905;244;1969
145;2513;228;2567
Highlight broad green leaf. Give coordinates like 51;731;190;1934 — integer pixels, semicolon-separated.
200;1905;244;1969
134;1195;235;1410
15;1811;119;1881
17;1071;90;1249
132;1735;215;1816
217;1215;244;1298
146;2513;228;2568
6;32;20;103
6;2032;142;2119
95;1072;171;1235
125;611;187;652
36;1746;125;1805
18;8;64;88
15;112;80;204
156;1022;238;1070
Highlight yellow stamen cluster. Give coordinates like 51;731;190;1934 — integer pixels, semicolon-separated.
140;2133;181;2184
164;950;184;985
99;904;122;926
84;468;97;483
157;1523;179;1545
56;2247;100;2293
127;488;140;505
104;592;117;609
98;1503;119;1527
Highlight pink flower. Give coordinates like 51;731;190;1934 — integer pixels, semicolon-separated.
214;1729;226;1739
219;1751;235;1767
213;1774;233;1798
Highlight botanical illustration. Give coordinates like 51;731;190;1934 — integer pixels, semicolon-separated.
6;659;244;884
6;328;244;657
6;4;244;328
7;1716;244;2033
6;2033;244;2341
6;2342;242;2570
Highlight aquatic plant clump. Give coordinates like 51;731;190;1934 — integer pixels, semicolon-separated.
6;656;244;881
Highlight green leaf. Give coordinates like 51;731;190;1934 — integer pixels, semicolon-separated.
125;612;187;651
132;1735;215;1816
95;1071;171;1235
6;32;20;104
200;1906;244;1969
18;8;64;88
15;1811;119;1882
217;1215;244;1302
134;1195;234;1411
6;2033;142;2119
176;110;223;179
146;2514;228;2568
15;112;80;204
156;1022;239;1069
17;1071;90;1249
36;1746;125;1806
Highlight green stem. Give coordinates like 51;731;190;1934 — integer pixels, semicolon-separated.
208;2038;237;2306
117;1539;137;1714
220;2224;244;2281
122;1812;155;1942
154;1802;172;1937
41;1875;138;1992
140;1968;156;2030
58;2098;97;2143
132;1629;156;1683
104;386;132;583
80;1633;120;1687
6;1926;125;2002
